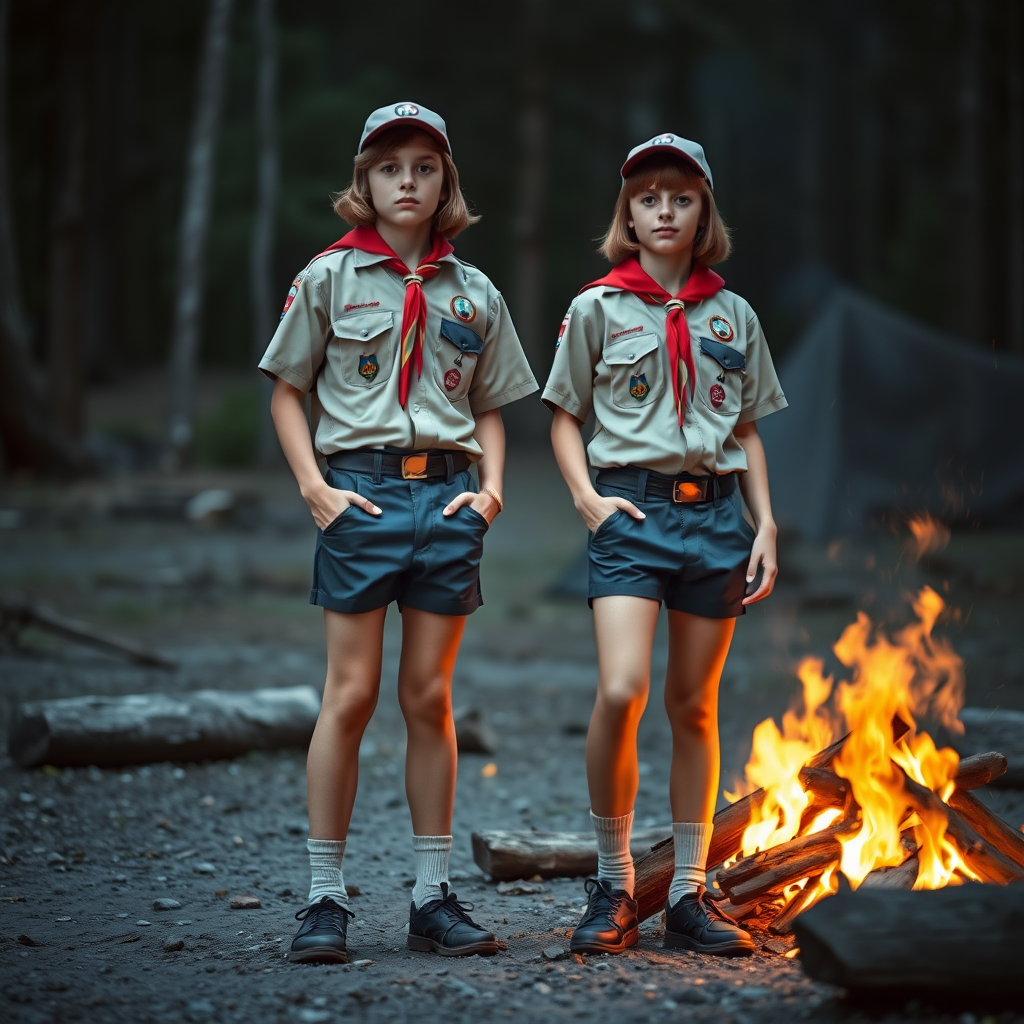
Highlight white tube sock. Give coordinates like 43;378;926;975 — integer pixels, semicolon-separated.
307;837;348;905
411;834;452;908
591;810;635;896
668;822;713;907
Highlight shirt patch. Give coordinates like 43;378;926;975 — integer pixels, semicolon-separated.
280;276;301;320
556;311;571;349
443;368;462;391
610;325;645;340
358;354;379;382
630;373;650;401
450;295;476;322
708;315;734;342
345;301;381;312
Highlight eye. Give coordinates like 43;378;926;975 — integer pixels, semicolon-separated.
417;163;436;174
380;163;398;174
640;195;658;206
675;194;691;205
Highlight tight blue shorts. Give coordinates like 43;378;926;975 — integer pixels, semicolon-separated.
310;466;487;616
587;467;754;618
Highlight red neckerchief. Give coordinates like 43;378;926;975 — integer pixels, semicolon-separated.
582;257;725;426
326;226;454;408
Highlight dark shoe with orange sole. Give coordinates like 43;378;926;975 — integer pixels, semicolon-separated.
569;878;639;954
664;885;755;955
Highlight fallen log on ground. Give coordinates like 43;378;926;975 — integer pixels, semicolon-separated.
0;597;177;668
7;686;321;768
953;708;1024;787
947;789;1024;871
794;882;1024;993
471;827;670;882
632;716;911;922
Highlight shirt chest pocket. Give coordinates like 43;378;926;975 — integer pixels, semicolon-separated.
433;318;483;403
604;332;663;410
332;310;396;388
697;336;745;415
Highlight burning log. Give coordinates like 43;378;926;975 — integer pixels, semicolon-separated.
897;770;1024;884
716;822;850;903
859;855;919;891
470;827;671;882
947;789;1024;871
953;708;1024;788
768;875;825;935
794;883;1024;994
7;686;321;768
952;750;1008;791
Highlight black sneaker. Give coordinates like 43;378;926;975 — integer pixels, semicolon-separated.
664;885;755;955
569;878;639;954
288;896;354;964
407;883;499;957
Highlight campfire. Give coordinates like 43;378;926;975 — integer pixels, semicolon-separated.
710;584;1024;935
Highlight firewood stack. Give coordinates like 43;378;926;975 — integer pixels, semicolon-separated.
632;746;1024;933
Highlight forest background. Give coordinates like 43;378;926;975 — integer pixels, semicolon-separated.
1;0;1022;474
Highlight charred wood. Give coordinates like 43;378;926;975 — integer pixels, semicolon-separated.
953;709;1024;787
947;789;1024;871
769;875;825;935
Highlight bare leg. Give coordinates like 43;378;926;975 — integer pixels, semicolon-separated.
664;611;736;823
396;607;466;836
587;596;662;818
306;607;387;839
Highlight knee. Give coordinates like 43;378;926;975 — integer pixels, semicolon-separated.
319;675;378;732
596;677;649;723
398;678;452;733
666;689;717;740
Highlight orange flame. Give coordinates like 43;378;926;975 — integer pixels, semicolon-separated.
726;587;970;910
906;513;951;562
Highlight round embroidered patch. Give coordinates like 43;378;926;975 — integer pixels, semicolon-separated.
394;103;419;117
652;134;675;145
709;383;726;408
444;369;462;392
709;315;734;342
450;296;476;322
280;276;300;319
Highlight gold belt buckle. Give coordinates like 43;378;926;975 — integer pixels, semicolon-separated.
401;453;429;480
673;479;706;503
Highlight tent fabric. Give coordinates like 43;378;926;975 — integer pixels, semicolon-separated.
758;288;1024;539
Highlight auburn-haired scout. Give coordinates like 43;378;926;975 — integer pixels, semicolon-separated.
259;101;537;964
543;133;787;957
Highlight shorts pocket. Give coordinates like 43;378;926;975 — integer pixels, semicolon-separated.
730;491;756;542
332;309;396;388
464;505;491;531
591;508;624;537
604;333;663;410
322;504;356;534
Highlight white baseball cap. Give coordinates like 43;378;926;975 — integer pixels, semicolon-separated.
620;133;713;190
358;101;451;155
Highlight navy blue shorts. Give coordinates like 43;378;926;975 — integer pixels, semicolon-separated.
587;468;755;618
310;467;487;616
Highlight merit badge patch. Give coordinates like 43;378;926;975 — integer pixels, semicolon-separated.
359;354;379;382
444;368;462;392
450;295;476;323
651;133;675;145
280;276;301;320
709;315;734;342
630;373;650;401
709;383;726;408
395;103;419;116
556;311;571;349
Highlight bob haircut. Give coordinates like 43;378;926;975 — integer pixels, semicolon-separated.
332;126;480;238
600;155;731;265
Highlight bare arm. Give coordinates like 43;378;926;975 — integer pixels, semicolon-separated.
733;419;777;604
442;407;504;522
270;377;380;529
550;407;644;531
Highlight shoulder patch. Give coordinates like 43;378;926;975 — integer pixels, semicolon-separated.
280;275;302;320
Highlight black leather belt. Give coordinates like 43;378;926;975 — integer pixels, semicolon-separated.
596;466;737;503
325;449;471;480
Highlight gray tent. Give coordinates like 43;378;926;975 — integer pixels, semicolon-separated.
759;288;1024;539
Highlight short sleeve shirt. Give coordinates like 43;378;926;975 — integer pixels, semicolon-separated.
258;247;538;458
541;286;787;475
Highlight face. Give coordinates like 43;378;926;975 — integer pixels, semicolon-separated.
366;142;445;232
627;185;704;257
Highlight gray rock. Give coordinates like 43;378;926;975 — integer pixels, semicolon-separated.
541;945;568;961
192;862;216;875
229;894;261;910
164;937;185;952
136;920;151;927
153;898;181;911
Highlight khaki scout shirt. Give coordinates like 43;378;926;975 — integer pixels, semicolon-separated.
258;247;538;458
542;287;787;475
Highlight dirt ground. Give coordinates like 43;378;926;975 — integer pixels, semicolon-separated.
2;444;1024;1024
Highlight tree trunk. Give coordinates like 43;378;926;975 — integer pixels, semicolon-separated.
1007;0;1024;355
7;686;321;768
794;883;1024;993
0;0;90;476
250;0;279;466
165;0;235;469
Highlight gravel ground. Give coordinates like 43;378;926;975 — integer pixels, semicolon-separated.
2;450;1024;1024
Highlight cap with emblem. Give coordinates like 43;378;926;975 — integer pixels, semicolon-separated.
620;134;713;190
358;101;451;156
